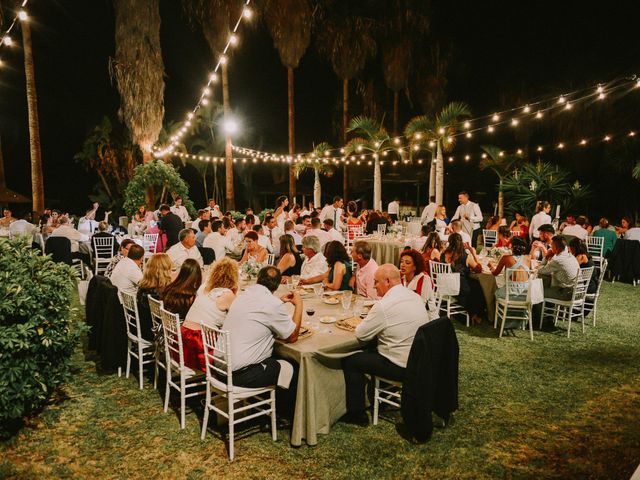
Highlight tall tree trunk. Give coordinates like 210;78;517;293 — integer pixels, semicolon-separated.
435;140;444;205
222;63;235;211
393;90;399;135
22;20;44;214
313;169;321;208
498;180;504;218
0;136;5;190
342;78;349;202
429;155;436;199
287;67;296;202
373;157;381;211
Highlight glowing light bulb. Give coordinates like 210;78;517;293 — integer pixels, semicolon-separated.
564;102;572;110
499;151;505;157
558;143;565;149
209;72;218;82
201;97;209;105
481;153;487;159
447;137;453;144
463;121;471;129
219;55;228;65
465;132;472;138
511;118;519;126
487;125;495;133
438;127;445;135
243;7;253;19
629;131;636;137
558;95;566;104
580;139;587;145
535;111;543;119
203;87;211;96
464;155;470;161
598;92;606;100
516;149;523;155
603;135;611;141
3;36;13;46
415;132;422;140
413;145;420;151
394;137;401;145
18;10;28;21
596;85;604;93
492;114;500;122
229;34;238;46
448;157;454;162
523;105;531;113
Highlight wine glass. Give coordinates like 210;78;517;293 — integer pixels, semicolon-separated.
313;283;324;298
291;274;301;290
306;307;318;331
341;290;353;316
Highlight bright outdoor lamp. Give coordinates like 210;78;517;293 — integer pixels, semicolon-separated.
222;117;239;136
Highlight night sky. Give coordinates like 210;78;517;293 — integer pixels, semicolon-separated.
1;0;639;216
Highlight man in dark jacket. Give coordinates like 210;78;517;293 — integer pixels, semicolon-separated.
158;204;183;249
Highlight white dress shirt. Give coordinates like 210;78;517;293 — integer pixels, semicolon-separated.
109;257;143;298
9;219;36;237
538;249;580;289
326;228;344;243
203;232;237;262
420;202;437;225
171;205;191;223
529;211;552;240
387;201;400;215
319;205;343;230
223;284;296;371
49;225;89;252
562;224;588;241
355;284;429;368
283;229;303;245
300;252;329;280
226;227;241;245
258;234;274;253
451;201;483;231
304;228;332;249
166;242;203;269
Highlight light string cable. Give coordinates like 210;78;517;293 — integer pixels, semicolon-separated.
0;0;29;68
154;0;253;158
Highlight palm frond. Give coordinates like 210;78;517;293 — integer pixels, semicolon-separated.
263;0;312;69
435;101;471;129
294;142;335;177
343;137;371;155
634;161;640;179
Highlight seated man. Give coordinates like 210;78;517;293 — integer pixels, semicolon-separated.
592;217;617;257
195;219;211;248
166;228;203;269
447;220;472;245
529;224;555;260
304;217;331;249
299;236;329;285
203;219;241;261
341;264;429;425
109;243;144;298
538;235;580;301
105;239;136;278
323;219;344;243
283;219;303;246
9;212;37;239
49;216;91;264
349;240;379;299
222;266;301;412
91;221;119;256
562;215;588;241
192;209;210;233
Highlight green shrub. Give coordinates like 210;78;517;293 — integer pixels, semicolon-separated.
0;239;85;437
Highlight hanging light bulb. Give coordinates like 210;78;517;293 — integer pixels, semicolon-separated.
465;132;472;139
438;127;445;135
558;95;566;104
487;125;495;133
243;7;253;19
209;72;218;82
464;155;470;161
219;55;228;65
523;105;531;113
535;111;544;119
511;118;519;126
557;142;565;149
564;102;572;110
603;135;611;141
18;10;28;21
580;139;587;145
229;34;238;46
3;36;13;46
463;121;471;129
491;114;500;122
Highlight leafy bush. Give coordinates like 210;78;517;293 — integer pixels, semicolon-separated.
0;239;85;437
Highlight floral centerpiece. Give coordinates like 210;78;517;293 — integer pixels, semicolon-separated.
488;246;511;260
240;256;265;280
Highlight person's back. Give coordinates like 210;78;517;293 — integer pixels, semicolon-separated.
592;228;617;256
159;206;183;248
625;227;640;241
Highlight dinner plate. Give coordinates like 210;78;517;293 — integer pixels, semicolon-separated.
323;298;339;305
363;300;376;307
320;315;336;324
323;291;341;296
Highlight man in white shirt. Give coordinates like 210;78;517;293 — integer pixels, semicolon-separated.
9;213;37;238
203;220;240;262
449;220;472;245
299;236;329;284
348;240;379;299
226;218;245;245
170;197;191;223
244;207;259;226
387;197;400;222
451;191;483;247
109;243;144;299
562;215;588;241
420;195;437;225
253;225;274;254
323;219;344;243
264;215;283;255
341;263;428;425
304;218;331;249
191;209;210;233
222;266;300;403
49;216;90;255
320;196;344;231
166;228;203;269
283;220;303;245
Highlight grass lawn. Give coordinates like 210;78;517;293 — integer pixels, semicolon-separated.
1;281;639;479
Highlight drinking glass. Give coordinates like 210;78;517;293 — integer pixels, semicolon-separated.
306;307;318;331
341;290;353;316
291;274;301;290
313;283;324;298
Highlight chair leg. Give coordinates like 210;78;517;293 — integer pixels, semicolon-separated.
153;355;159;390
493;303;498;328
539;302;546;330
201;385;211;440
270;390;277;441
125;342;132;379
567;310;572;338
138;344;144;389
373;378;380;426
592;302;597;327
163;367;170;413
180;375;186;429
228;395;235;461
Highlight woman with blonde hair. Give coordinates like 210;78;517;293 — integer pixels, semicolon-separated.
182;257;239;371
137;253;174;340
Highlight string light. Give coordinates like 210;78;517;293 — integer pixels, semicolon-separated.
492;114;500;122
558;95;566;104
18;10;28;21
523;105;531;113
511;118;519;126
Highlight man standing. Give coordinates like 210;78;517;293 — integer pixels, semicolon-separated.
110;243;144;298
341;264;429;425
158;204;183;249
320;196;344;231
420;196;437;225
451;191;482;247
222;266;300;403
387;197;400;222
348;240;379;300
166;228;203;269
171;196;191;223
264;215;283;256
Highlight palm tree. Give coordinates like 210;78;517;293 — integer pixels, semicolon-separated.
262;0;313;202
345;116;392;211
315;2;376;201
404;114;436;199
182;0;242;210
479;145;519;218
111;0;165;164
431;102;471;205
294;143;334;207
20;14;44;213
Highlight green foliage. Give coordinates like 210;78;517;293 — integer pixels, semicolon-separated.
293;142;335;178
502;161;592;216
122;161;197;217
0;239;85;438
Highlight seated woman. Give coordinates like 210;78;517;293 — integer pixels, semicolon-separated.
485;216;502;231
494;226;513;248
277;234;303;282
433;205;448;235
137;253;174;340
441;233;486;325
365;211;384;235
568;237;598;295
160;258;203;320
615;216;631;239
400;249;433;304
509;211;529;239
487;237;531;300
239;230;268;264
322;240;353;291
346;201;366;239
421;232;443;275
131;205;148;236
181;258;238;372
